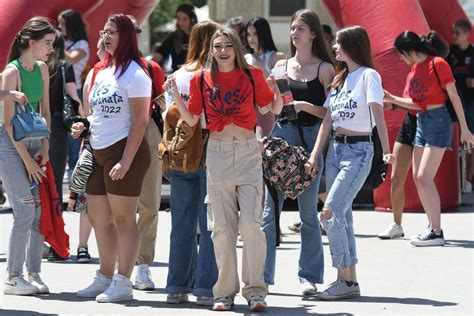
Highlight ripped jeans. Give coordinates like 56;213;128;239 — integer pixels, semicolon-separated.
205;138;267;301
0;127;43;275
323;140;373;269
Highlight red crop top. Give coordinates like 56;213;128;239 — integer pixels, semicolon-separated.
188;67;275;132
405;56;455;112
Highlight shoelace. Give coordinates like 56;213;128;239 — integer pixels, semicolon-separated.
327;280;344;294
418;229;433;240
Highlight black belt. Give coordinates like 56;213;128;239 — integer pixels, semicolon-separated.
333;134;372;143
278;118;319;127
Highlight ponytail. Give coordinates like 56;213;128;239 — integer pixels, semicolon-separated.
423;31;448;58
8;32;28;62
394;30;448;58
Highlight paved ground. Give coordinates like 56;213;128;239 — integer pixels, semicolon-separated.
0;191;472;315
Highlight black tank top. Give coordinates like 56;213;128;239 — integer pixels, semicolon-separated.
282;60;326;125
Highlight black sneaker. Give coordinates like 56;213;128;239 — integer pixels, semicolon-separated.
47;247;67;261
410;229;445;247
77;246;92;263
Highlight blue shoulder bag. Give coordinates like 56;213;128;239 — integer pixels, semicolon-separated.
11;102;49;141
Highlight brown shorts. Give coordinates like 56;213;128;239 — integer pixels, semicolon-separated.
87;137;151;196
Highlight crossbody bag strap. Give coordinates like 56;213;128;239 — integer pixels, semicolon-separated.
147;61;157;98
431;58;446;94
60;61;67;97
200;70;208;123
362;69;374;140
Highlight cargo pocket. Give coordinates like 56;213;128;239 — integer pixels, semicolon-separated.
205;188;227;231
252;185;264;224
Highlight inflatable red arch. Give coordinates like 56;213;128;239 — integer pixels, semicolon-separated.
0;0;471;211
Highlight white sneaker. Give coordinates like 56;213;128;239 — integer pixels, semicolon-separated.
28;273;49;294
77;270;112;298
301;280;317;295
319;279;360;300
133;264;155;290
96;274;133;303
4;276;39;295
378;223;404;239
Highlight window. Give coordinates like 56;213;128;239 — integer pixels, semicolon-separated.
269;0;306;16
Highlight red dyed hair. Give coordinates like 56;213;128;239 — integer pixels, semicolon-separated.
103;14;147;78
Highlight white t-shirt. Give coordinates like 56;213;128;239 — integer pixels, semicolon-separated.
165;66;206;128
65;39;90;88
89;61;151;149
324;67;383;133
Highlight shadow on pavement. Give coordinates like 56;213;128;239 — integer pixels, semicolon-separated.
0;310;55;316
304;295;457;307
444;239;474;249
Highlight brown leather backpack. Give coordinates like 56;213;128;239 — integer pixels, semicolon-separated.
157;104;206;173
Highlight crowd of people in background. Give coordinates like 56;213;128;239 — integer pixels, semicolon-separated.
0;2;473;313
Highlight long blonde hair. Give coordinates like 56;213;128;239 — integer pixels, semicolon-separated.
207;28;253;90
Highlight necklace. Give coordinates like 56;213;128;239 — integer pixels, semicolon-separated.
19;58;34;71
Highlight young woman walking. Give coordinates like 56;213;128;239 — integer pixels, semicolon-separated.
384;30;474;246
305;26;394;300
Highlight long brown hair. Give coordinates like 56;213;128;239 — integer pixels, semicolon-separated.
8;16;56;63
331;26;373;90
208;28;253;90
184;21;220;71
290;9;334;65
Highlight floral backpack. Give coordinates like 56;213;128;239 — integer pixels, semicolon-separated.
261;136;315;200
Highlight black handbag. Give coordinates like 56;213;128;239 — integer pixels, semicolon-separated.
11;102;49;141
362;103;388;190
61;62;81;129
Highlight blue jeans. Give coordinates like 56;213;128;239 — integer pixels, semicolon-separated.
0;127;43;275
262;123;324;285
166;166;218;297
414;106;452;149
323;140;373;269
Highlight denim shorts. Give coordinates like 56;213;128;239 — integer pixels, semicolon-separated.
414;106;452;149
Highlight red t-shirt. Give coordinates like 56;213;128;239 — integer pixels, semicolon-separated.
188;67;275;132
405;56;455;111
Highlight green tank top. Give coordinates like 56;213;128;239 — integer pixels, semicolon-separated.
9;60;44;111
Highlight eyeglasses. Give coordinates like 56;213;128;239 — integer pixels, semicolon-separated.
213;44;234;51
99;29;118;38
